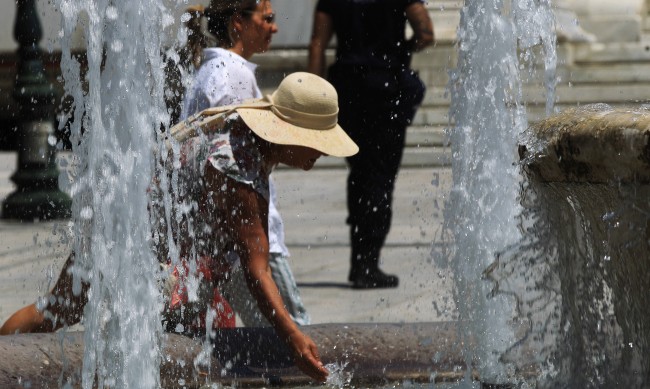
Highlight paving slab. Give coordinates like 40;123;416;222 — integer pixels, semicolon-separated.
273;166;455;324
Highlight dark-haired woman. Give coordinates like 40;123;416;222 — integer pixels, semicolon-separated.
181;0;311;327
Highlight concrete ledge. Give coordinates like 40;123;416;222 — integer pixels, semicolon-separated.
573;42;650;64
0;322;474;388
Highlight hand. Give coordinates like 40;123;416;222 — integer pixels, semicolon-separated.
286;329;329;382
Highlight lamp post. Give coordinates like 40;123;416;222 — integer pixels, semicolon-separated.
2;0;71;220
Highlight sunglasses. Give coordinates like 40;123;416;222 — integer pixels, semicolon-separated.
242;10;276;24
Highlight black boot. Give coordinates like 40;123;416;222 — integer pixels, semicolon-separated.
348;240;398;289
350;267;399;289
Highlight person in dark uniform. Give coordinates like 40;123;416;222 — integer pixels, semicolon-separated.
308;0;434;289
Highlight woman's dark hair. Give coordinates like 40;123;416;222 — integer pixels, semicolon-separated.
184;0;260;68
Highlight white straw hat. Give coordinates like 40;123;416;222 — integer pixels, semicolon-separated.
170;72;358;157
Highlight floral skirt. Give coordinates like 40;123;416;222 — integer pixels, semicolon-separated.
162;255;236;335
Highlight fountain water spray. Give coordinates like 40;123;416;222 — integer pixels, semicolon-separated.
49;0;560;386
56;0;179;387
441;0;556;384
498;104;650;388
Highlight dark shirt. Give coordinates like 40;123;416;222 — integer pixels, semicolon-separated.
316;0;422;70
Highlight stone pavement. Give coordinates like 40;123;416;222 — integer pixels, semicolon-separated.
0;151;456;328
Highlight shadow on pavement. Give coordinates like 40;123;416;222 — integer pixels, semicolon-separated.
297;281;351;289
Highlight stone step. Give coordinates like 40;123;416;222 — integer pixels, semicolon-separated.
558;62;650;84
412;106;450;127
277;127;450;170
572;42;650;64
428;11;461;43
524;83;650;105
421;66;650;95
413;42;650;88
414;100;650;128
406;125;448;147
426;0;463;43
428;0;463;12
642;16;650;33
303;146;451;169
410;45;458;70
416;80;650;113
417;78;650;111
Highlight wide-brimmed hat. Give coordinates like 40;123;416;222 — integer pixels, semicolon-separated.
171;72;358;157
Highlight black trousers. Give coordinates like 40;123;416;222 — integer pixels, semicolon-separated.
330;66;422;259
342;104;406;246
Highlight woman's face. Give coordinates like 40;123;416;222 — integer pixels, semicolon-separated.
240;0;278;56
279;145;324;171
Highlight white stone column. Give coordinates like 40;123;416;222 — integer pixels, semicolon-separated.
553;0;597;43
565;0;645;42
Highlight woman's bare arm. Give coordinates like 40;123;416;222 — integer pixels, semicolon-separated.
203;165;328;382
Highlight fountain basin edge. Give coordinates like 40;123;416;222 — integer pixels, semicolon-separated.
519;106;650;184
0;322;499;388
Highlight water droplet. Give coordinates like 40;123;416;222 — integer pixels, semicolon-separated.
106;5;118;20
80;206;93;220
602;212;615;221
111;40;123;53
324;361;353;387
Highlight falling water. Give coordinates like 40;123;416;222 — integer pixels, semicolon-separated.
49;0;561;386
56;0;176;387
441;0;556;385
491;105;650;388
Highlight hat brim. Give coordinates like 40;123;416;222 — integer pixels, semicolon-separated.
236;107;359;158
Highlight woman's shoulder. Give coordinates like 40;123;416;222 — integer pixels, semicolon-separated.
201;117;270;201
202;48;256;74
200;54;257;84
190;59;228;96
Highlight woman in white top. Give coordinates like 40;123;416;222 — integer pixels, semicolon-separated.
181;0;310;326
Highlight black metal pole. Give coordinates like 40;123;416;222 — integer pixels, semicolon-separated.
2;0;71;221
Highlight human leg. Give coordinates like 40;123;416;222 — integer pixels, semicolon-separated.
329;67;409;288
268;253;310;325
0;253;88;334
266;179;310;324
344;111;406;289
221;265;270;326
0;304;44;335
222;253;310;326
